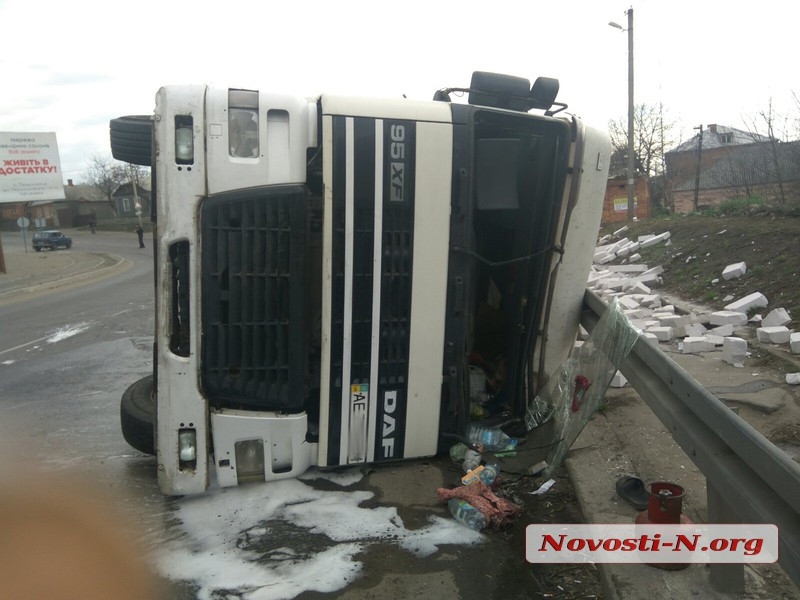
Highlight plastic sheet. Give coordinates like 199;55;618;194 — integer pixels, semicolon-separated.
525;298;639;476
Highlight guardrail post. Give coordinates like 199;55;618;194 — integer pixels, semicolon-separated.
707;481;745;592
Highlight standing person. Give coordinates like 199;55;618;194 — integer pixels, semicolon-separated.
89;218;96;234
135;224;145;248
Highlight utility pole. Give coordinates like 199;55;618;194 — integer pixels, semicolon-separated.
129;164;143;226
626;7;635;220
693;125;704;211
609;8;636;220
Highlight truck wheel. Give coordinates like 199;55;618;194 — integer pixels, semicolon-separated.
110;115;153;167
120;374;156;455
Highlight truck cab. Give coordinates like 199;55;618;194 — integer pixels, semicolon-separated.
112;72;610;495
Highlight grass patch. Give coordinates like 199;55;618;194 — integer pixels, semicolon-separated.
715;196;766;216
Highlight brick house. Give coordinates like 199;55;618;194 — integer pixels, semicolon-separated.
601;174;650;223
601;149;651;224
0;179;114;230
664;124;800;212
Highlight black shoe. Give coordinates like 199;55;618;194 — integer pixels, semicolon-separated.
615;475;649;511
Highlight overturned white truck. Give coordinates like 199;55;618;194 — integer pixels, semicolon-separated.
112;72;610;495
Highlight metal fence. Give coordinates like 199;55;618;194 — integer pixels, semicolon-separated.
581;289;800;591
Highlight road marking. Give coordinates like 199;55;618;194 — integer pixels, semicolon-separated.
0;335;50;356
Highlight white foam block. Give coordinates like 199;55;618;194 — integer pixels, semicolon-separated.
762;308;791;328
724;292;768;313
710;311;748;327
722;337;747;366
756;326;791;344
722;262;747;281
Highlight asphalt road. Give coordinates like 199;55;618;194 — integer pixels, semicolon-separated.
0;230;178;598
0;230;167;530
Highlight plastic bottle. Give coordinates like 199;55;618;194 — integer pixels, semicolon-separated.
447;498;486;531
466;423;518;452
479;463;500;485
462;449;482;473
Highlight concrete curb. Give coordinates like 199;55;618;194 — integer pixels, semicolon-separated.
0;250;129;305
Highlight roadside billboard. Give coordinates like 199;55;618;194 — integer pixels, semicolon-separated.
0;132;66;203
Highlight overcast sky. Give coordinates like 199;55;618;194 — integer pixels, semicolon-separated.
2;0;798;183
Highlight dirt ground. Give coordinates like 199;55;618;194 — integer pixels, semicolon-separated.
598;213;800;327
491;463;605;599
600;213;800;450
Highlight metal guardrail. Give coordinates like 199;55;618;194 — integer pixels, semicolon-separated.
581;289;800;591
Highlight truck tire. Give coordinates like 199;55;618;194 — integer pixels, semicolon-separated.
110;115;153;167
120;374;156;455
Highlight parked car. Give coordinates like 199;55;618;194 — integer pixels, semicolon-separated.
32;230;72;251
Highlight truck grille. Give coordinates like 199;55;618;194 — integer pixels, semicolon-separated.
201;188;307;411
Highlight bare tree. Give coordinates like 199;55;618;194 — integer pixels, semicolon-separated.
609;103;678;211
609;103;676;177
791;92;800;139
712;145;768;200
742;99;793;205
83;154;148;216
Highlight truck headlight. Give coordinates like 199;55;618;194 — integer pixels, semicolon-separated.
175;115;194;164
178;428;197;470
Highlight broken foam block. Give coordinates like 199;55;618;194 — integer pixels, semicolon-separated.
639;232;671;248
641;332;659;347
649;327;674;341
762;308;791;328
756;326;791;344
657;315;682;328
724;292;768;313
710;311;748;327
618;295;640;309
722;337;747;367
610;371;628;388
683;323;708;337
709;323;734;337
791;333;800;355
682;336;715;353
722;261;747;281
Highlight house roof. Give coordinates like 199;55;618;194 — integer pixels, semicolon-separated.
112;181;151;198
63;183;105;202
668;124;771;154
673;139;800;191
